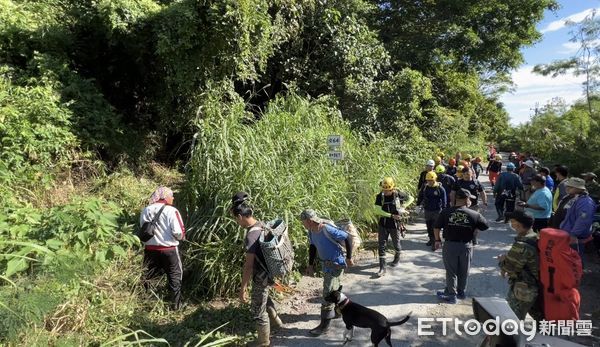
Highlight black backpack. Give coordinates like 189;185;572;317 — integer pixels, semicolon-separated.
136;205;166;243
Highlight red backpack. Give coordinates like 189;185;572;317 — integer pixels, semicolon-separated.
539;228;582;321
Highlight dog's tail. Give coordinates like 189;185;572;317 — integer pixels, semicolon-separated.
388;311;412;327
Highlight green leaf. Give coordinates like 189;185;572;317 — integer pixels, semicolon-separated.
5;258;28;277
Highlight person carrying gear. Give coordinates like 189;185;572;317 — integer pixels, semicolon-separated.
520;160;537;201
517;175;552;233
434;156;442;167
140;186;186;311
581;172;600;203
434;188;489;303
560;178;597;260
417;171;447;249
232;193;285;347
493;163;523;223
446;158;458;178
471;157;484;179
301;209;353;336
486;154;503;188
418;160;436;191
436;165;456;206
498;210;542;320
374;177;414;277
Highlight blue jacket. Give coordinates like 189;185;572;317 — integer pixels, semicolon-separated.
494;172;523;195
417;184;447;212
544;175;555;191
560;194;597;239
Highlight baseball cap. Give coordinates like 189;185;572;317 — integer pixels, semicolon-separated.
456;188;476;200
300;209;325;223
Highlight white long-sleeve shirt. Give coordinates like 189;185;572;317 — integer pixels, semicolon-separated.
139;202;185;250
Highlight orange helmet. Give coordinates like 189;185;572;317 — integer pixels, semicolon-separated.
461;160;470;167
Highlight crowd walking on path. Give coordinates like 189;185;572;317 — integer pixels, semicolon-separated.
136;147;599;346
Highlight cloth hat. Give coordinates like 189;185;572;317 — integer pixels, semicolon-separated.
456;188;476;200
506;210;534;228
149;186;173;204
565;177;587;190
524;160;535;168
300;209;325;223
231;191;250;206
581;172;597;179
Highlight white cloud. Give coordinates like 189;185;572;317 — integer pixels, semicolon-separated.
558;39;600;55
499;66;586;124
559;41;580;54
541;8;599;34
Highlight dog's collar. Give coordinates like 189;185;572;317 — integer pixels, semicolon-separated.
338;297;351;310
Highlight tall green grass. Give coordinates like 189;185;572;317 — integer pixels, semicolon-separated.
182;83;424;298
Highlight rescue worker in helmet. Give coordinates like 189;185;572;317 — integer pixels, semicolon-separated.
418;160;436;191
373;177;414;277
417;171;447;250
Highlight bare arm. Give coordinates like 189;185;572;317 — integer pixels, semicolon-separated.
239;253;255;302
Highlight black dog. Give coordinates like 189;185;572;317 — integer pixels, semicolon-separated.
325;286;411;346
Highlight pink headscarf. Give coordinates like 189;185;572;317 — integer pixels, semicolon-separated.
149;186;173;204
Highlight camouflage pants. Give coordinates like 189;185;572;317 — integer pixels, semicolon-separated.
507;286;542;321
321;267;344;318
250;275;276;326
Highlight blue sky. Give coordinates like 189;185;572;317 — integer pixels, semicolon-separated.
499;0;600;124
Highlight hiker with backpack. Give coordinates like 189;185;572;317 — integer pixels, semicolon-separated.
139;186;186;311
374;177;414;277
300;209;354;336
498;210;543;320
436;164;455;206
417;171;447;250
232;192;285;347
493;163;523;223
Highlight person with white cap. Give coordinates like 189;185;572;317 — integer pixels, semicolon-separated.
300;209;353;336
418;159;436;191
560;178;597;259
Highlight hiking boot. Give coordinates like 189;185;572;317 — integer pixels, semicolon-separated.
309;317;331;336
436;291;457;304
426;240;433;246
267;306;285;332
495;216;504;222
247;324;270;347
389;253;400;267
377;258;386;277
457;291;466;300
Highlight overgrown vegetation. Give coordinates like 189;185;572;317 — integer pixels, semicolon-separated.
0;0;557;344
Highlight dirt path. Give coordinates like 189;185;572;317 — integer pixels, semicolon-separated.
271;169;514;346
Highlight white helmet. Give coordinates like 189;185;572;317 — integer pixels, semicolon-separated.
426;159;435;167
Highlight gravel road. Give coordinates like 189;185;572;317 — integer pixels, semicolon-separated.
271;168;515;346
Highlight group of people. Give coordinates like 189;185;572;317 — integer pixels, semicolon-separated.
136;148;599;346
